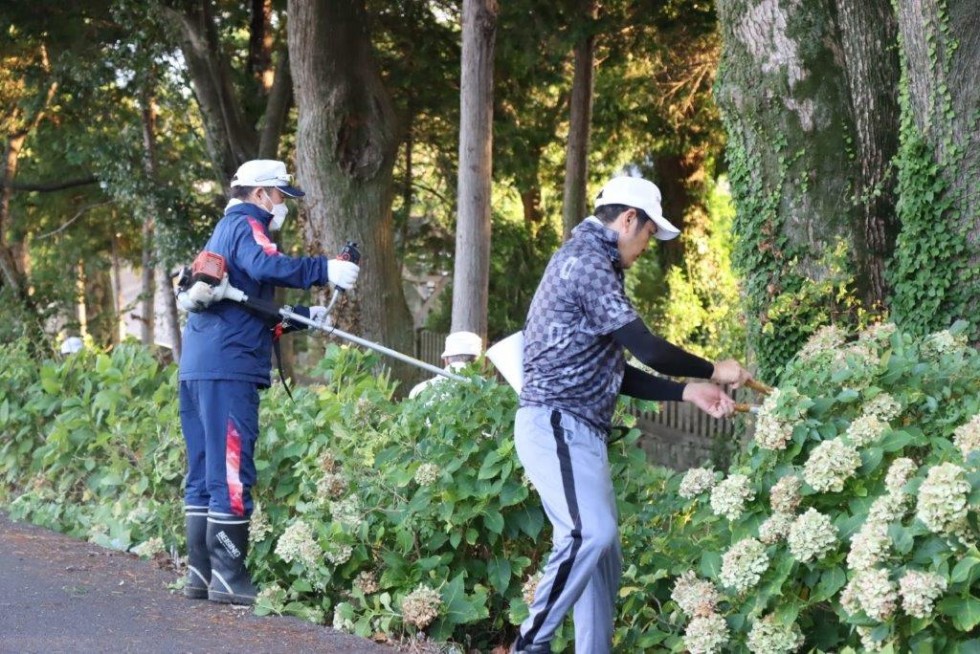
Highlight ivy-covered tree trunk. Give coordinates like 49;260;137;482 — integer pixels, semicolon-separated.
714;0;861;378
889;0;980;338
288;0;414;373
451;0;497;339
835;0;901;310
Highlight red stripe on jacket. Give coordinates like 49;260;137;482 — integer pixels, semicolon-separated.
247;217;279;255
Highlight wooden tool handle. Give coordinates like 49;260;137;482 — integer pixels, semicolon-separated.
746;379;774;395
734;403;757;413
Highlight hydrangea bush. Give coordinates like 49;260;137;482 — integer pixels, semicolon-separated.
1;322;977;652
667;322;980;652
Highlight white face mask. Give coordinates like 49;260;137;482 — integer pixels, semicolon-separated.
269;202;288;231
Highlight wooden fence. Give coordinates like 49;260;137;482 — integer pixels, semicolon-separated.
415;330;742;471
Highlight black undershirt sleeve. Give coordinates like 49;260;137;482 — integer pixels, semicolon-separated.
611;318;715;379
621;364;686;401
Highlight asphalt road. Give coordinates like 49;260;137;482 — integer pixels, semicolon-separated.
0;512;391;654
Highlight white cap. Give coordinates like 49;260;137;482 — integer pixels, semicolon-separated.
230;160;305;197
60;336;84;354
594;176;680;241
442;331;482;358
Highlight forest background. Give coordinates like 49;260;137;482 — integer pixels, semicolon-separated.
1;0;977;386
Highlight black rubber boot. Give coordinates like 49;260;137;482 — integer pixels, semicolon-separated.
183;508;210;599
206;516;257;605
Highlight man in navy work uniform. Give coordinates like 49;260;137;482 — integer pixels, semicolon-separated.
178;159;360;605
512;175;752;653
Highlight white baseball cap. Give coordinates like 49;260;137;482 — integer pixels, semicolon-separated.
594;176;680;241
442;331;483;358
230;159;305;197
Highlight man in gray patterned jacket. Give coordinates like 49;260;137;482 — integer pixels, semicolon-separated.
512;176;751;654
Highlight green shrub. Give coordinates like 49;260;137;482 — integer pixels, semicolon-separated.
2;324;976;652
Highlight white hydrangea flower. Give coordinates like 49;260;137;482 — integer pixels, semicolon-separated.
710;474;755;521
671;571;720;617
855;568;898;621
840;575;862;615
746;614;804;654
679;467;717;499
316;472;348;501
275;520;322;568
754;389;793;451
720;538;770;593
414;462;441;486
326;543;353;566
256;583;285;607
803;439;860;493
831;342;880;377
953;413;980;459
862;393;902;422
331;496;363;530
132;537;165;558
857;625;888;652
754;388;809;451
759;512;794;545
799;325;845;361
858;322;897;344
916;462;970;534
770;475;802;514
250;504;273;543
319;451;338;473
846;521;890;571
922;329;967;357
844;415;886;447
884;458;917;496
684;612;730;654
522;571;543;606
867;491;908;525
333;602;355;632
401;584;442;629
353;570;379;595
898;570;948;618
788;509;837;563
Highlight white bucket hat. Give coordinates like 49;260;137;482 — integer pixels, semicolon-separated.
442;331;483;358
230;160;305;198
594;176;680;241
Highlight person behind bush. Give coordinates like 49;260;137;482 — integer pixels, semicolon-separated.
408;330;483;399
511;176;752;653
178;159;360;605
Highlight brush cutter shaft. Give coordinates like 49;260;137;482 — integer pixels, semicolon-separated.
279;308;468;382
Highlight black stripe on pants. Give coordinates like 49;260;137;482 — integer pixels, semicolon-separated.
518;410;583;649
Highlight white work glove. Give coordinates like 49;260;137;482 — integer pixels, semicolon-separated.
327;259;360;291
177;280;219;312
308;305;332;327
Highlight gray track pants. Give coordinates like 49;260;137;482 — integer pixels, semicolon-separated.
514;406;621;654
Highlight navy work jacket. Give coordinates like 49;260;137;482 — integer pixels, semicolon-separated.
179;202;329;386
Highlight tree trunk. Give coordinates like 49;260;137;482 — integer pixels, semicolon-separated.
139;89;158;346
451;0;498;339
163;2;258;182
715;0;861;376
288;0;414;379
835;0;901;310
561;0;598;241
0;134;28;297
893;0;980;329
